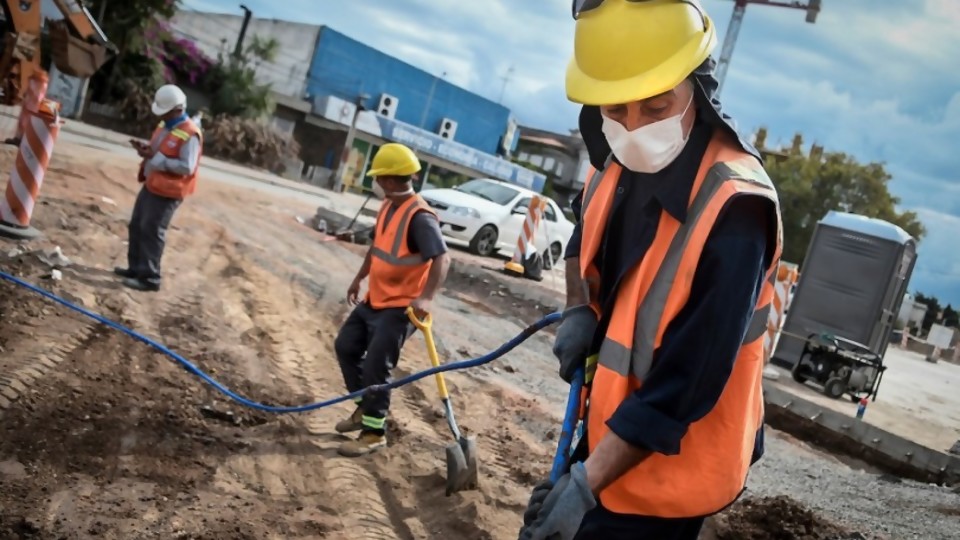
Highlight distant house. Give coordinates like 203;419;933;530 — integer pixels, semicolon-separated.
897;293;928;331
514;126;590;210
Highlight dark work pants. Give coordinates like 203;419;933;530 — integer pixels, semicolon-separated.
575;508;704;539
334;302;415;435
127;188;181;286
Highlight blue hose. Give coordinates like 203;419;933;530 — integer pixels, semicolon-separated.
0;269;561;414
550;367;584;483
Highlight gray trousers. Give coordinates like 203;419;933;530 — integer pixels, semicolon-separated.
334;302;416;434
127;188;181;286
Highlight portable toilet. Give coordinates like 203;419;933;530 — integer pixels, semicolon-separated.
771;211;917;369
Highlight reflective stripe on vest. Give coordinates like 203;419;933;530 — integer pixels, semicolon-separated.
366;195;436;309
595;160;781;379
370;198;432;266
145;119;203;199
580;131;784;518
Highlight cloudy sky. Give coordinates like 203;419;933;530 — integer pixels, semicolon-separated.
183;0;960;305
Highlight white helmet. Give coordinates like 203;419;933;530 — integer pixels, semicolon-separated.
152;84;187;116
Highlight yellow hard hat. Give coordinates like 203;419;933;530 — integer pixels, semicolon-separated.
566;0;717;106
366;143;422;177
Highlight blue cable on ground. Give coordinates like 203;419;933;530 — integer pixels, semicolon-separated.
0;269;561;414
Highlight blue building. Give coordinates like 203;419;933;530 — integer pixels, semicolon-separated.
306;27;518;157
169;11;543;193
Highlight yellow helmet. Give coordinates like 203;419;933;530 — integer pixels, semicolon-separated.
366;143;422;177
566;0;717;105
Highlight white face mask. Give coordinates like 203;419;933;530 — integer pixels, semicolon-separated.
601;95;694;174
372;180;413;200
372;181;386;199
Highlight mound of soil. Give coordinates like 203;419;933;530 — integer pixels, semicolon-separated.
706;496;869;540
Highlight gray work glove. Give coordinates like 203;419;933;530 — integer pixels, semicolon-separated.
517;462;597;540
521;480;554;528
552;305;598;383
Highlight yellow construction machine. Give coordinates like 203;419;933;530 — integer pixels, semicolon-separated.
0;0;113;106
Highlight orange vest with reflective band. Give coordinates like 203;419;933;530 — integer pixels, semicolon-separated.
366;195;437;309
145;119;203;200
580;131;783;518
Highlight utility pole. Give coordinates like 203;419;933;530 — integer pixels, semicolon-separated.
715;0;822;97
497;65;514;104
419;71;446;129
333;93;370;193
233;4;253;61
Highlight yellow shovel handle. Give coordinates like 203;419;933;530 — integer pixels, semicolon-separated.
406;307;451;400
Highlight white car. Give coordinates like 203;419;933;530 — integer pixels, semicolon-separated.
420;178;576;266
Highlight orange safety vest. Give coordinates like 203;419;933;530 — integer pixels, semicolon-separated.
580;131;783;518
366;195;437;309
144;119;203;200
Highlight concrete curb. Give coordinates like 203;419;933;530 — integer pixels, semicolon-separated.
763;382;960;485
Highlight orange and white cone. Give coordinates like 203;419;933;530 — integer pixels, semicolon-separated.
0;99;62;240
764;263;799;361
504;196;546;276
5;71;48;146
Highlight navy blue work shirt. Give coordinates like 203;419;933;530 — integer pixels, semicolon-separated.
566;118;772;461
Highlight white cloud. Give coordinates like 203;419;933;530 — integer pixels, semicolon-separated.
910;209;960;301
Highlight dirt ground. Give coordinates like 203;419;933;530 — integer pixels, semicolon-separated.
0;142;883;539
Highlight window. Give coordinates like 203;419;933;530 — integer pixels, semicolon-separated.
555;162;564;176
518;151;530;161
544;202;558;222
455;179;521;206
514;197;532;213
543;157;555;171
530;155;544;167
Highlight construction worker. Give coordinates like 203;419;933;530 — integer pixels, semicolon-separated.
115;84;202;292
519;1;782;539
333;143;451;457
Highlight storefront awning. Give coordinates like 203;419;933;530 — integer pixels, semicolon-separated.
353;111;546;193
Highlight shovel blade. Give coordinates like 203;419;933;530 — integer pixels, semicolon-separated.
459;437;479;489
445;443;468;496
444;437;480;496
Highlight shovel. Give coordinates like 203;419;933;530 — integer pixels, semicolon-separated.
550;366;585;482
407;307;479;495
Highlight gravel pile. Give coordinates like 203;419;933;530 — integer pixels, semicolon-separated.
748;432;960;539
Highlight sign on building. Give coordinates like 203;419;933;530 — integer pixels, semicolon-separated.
353;111;547;193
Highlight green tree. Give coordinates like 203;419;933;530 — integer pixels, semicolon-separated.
765;148;926;264
86;0;183;99
203;36;279;119
913;292;956;332
943;304;959;328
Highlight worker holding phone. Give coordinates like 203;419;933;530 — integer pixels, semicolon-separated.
114;84;203;292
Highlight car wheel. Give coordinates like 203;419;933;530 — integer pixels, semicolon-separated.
469;225;499;257
543;242;563;270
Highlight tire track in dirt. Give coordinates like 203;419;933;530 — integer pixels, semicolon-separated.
0;321;96;417
191;200;544;538
197;243;423;539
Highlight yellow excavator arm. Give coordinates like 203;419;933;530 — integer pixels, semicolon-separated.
0;0;114;105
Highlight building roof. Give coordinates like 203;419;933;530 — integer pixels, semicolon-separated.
520;134;568;150
518;125;584;155
821;211;915;244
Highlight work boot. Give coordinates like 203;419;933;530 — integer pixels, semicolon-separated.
122;277;160;292
335;406;364;433
338;432;387;457
114;267;136;278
